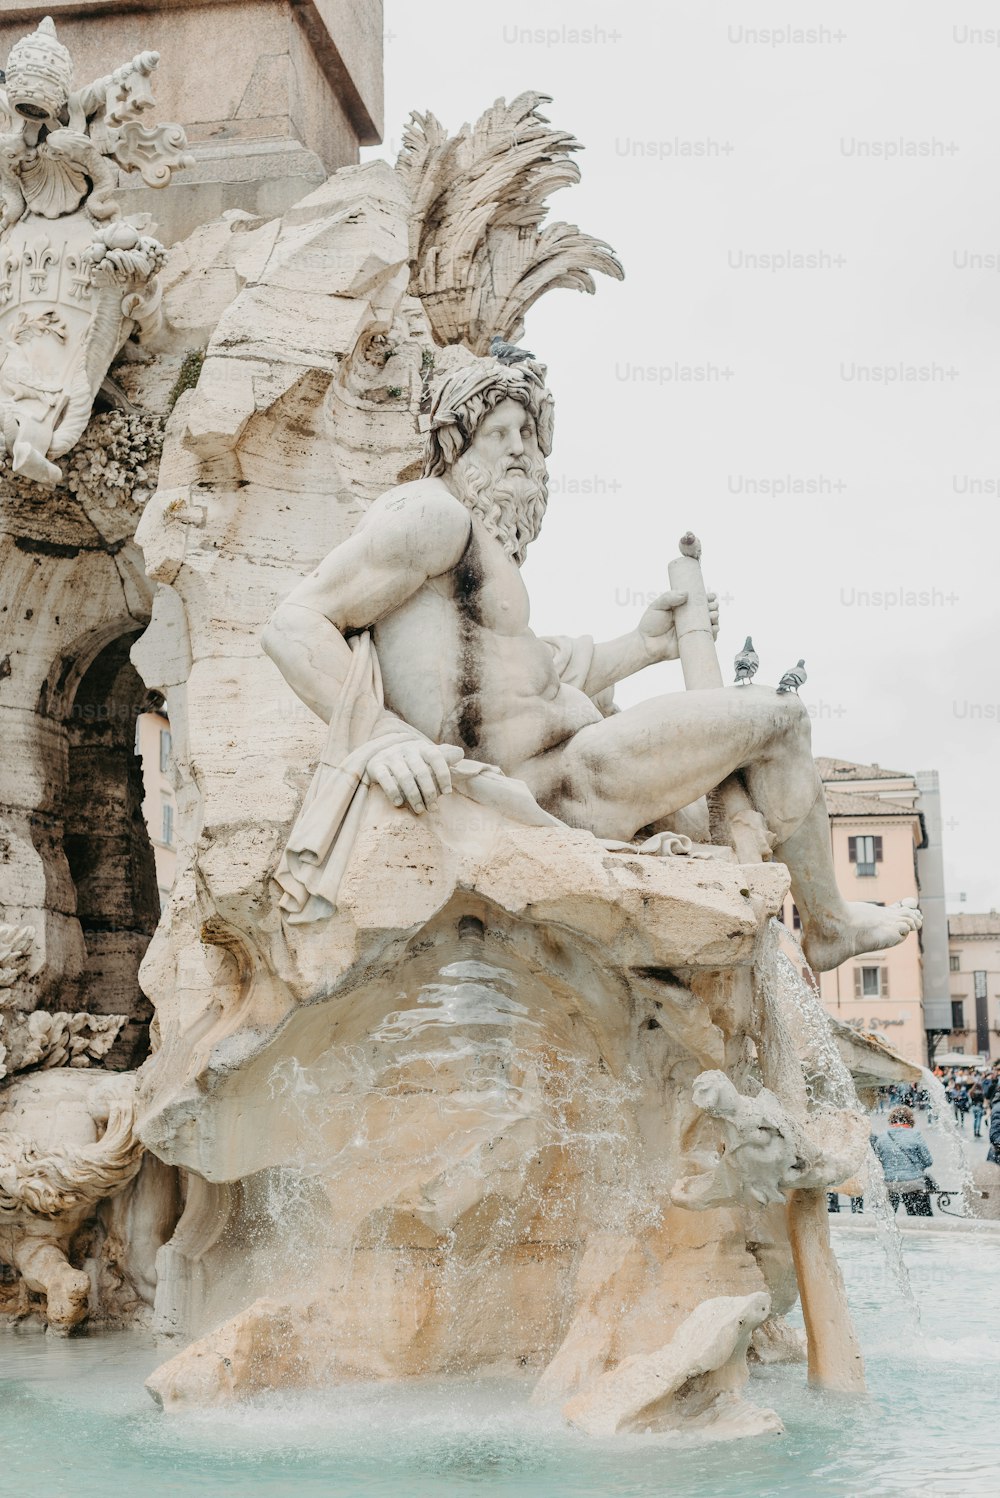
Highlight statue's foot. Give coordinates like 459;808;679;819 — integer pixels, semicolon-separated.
803;899;921;973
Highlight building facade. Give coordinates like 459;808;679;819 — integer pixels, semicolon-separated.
946;914;1000;1062
781;758;930;1067
136;709;176;910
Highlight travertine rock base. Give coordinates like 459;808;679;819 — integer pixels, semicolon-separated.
562;1291;780;1438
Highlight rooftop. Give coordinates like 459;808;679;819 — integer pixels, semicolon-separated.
823;791;919;819
949;913;1000;937
816;757;910;782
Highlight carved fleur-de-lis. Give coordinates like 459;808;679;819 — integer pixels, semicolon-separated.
24;235;58;295
0;248;20;306
63;251;93;302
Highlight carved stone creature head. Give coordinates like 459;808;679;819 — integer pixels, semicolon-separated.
690;1069;738;1119
423;357;555;564
4;17;73;126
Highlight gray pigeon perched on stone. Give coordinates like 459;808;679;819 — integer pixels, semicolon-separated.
490;334;536;364
777;659;807;694
733;636;759;686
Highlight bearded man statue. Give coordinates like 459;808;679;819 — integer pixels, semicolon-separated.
263;355;920;971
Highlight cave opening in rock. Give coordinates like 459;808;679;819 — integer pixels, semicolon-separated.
60;630;162;1069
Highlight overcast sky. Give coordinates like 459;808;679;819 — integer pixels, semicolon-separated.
364;0;1000;912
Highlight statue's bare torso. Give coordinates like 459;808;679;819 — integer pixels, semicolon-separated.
294;478;602;782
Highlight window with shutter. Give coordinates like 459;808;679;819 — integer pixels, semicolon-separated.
873;835;883;862
854;834;877;876
860;966;881;998
854;968;863;999
848;836;857;862
880;966;888;998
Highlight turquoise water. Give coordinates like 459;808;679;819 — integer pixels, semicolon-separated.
1;1230;995;1498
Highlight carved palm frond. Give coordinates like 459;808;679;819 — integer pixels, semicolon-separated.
396;91;623;354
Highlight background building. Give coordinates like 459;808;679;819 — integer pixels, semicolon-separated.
947;913;1000;1061
781;758;934;1067
136;708;176;910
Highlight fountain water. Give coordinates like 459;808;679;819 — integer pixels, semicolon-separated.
772;921;923;1333
920;1067;979;1210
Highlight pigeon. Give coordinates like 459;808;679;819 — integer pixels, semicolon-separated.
777;659;807;694
490;334;536;365
733;636;759;686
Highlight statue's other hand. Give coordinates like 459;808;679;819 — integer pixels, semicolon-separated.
366;740;463;814
637;589;686;662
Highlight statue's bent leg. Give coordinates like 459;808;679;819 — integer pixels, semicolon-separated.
526;684;816;841
525;684;920;973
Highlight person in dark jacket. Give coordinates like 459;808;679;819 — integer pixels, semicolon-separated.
872;1105;934;1215
970;1081;986;1138
951;1083;970;1127
988;1101;1000;1165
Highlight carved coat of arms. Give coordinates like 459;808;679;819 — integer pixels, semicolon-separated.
0;16;191;485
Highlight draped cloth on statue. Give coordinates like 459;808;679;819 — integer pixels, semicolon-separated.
274;630;566;924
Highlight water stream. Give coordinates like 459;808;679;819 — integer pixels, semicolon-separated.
920;1067;978;1209
767;920;923;1334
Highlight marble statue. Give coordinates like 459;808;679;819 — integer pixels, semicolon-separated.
0;924;144;1330
0;70;924;1427
671;1069;868;1211
263;355;921;973
0;16;191;483
0;1069;144;1331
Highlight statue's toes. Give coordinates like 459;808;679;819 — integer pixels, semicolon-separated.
892;898;921;929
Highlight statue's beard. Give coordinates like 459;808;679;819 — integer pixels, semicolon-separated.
448;450;548;565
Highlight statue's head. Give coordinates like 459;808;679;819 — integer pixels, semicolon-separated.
423;357;554;565
5;17;73;125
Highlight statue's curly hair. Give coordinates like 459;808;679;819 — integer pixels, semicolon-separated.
422;358;554;478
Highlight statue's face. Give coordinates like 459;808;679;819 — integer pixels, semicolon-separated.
445;395;549;565
464;397;540;481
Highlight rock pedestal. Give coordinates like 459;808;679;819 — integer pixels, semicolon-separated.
141;791;791;1431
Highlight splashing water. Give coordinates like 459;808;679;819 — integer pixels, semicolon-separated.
919;1067;978;1212
244;944;664;1368
764;920;923;1334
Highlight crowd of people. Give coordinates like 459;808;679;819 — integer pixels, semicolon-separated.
828;1062;1000;1216
933;1064;1000;1142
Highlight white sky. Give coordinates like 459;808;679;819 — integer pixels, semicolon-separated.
364;0;1000;912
